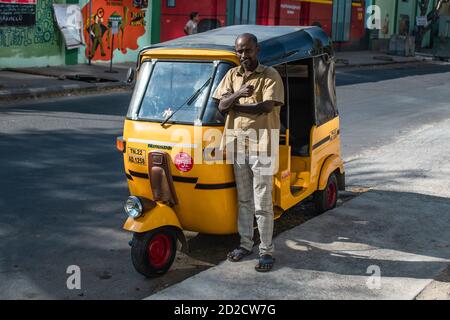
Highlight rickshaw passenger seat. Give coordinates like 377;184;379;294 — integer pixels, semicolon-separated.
280;124;309;156
291;144;310;157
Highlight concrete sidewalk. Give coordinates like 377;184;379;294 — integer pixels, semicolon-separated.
148;190;450;300
0;51;425;102
147;117;450;300
0;62;134;101
335;50;423;68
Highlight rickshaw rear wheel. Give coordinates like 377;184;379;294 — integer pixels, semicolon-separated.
314;173;338;214
131;227;177;278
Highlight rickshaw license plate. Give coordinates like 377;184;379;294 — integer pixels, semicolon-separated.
128;147;146;166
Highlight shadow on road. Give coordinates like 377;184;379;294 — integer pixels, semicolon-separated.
276;189;450;286
0;126;202;300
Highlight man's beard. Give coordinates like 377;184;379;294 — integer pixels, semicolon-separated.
242;59;255;69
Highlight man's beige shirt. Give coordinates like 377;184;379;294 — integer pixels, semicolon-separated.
212;63;285;153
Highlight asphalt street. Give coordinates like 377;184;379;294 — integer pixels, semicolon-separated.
1;62;450;299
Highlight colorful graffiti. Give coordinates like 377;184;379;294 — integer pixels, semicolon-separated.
82;0;147;61
0;0;60;49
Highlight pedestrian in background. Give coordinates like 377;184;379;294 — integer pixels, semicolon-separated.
184;12;200;35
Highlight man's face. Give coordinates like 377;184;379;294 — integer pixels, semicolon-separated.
235;37;259;70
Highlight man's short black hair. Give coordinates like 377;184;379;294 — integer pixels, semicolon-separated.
190;12;199;20
236;33;258;46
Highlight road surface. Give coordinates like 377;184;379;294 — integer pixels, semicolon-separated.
1;62;450;299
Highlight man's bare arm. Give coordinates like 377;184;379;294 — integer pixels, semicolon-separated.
217;91;241;113
233;100;280;115
217;84;255;113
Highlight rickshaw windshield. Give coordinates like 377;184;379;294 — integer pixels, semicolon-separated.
132;60;232;124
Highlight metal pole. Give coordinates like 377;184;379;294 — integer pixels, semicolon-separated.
105;28;118;73
109;33;114;72
284;63;290;130
284;63;290;146
88;0;92;65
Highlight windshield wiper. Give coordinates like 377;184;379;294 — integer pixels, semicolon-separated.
161;77;212;126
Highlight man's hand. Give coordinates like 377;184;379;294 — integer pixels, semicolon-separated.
236;84;254;98
217;84;255;113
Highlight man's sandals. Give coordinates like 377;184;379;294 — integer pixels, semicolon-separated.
255;254;275;272
228;248;275;272
227;247;252;262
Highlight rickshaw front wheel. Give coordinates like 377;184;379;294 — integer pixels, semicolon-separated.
131;227;177;278
314;173;338;214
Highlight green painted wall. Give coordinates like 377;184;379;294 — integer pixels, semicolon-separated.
374;0;398;39
0;0;157;68
0;0;67;68
151;0;160;44
420;0;436;47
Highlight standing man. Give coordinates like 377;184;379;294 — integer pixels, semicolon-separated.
184;12;200;35
213;33;284;272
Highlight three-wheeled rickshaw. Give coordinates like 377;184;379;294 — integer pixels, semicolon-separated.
117;25;345;277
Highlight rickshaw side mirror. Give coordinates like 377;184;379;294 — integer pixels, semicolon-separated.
126;67;136;84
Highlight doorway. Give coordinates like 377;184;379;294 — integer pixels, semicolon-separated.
226;0;257;25
332;0;352;42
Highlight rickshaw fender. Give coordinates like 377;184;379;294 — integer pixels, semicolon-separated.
318;155;345;191
123;203;189;253
123;202;182;234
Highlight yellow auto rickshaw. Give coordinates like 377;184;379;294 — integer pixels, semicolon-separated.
117;25;345;277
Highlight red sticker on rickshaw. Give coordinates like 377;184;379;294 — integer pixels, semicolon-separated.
174;152;193;172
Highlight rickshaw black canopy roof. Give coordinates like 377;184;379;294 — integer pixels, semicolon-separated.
143;25;333;66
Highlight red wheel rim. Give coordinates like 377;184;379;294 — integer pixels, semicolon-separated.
147;234;172;268
326;181;337;209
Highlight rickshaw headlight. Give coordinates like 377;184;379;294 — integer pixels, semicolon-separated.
124;196;143;219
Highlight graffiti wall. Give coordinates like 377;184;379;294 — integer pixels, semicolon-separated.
80;0;150;62
0;0;64;66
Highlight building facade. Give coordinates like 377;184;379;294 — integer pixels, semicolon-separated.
0;0;157;68
157;0;367;50
1;0;447;68
368;0;443;51
0;0;67;68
